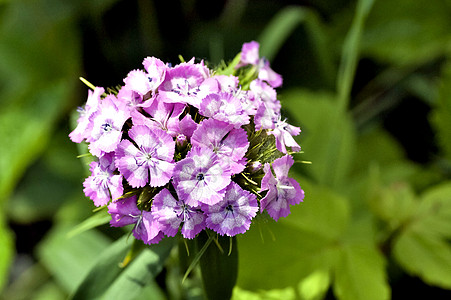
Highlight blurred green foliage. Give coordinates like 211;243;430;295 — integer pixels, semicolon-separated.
1;0;451;299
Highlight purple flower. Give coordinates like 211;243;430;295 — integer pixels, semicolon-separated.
115;125;175;188
204;182;259;236
69;87;104;143
178;113;198;138
199;92;250;128
250;79;279;110
158;59;211;108
191;118;249;174
152;188;206;239
88;95;130;157
238;41;260;67
258;59;283;88
236;41;283;88
269;117;301;153
108;196;164;244
142;56;168;91
260;155;304;221
140;96;185;137
83;153;123;207
173;146;231;207
116;86;150;113
123;69;154;97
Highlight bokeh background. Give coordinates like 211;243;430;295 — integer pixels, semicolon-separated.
1;0;451;299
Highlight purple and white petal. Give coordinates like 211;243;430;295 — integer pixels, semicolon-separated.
83;153;123;206
205;182;258;236
108;195;141;227
191;119;249;174
69;87;104;143
259;155;304;221
116;125;175;188
173;147;231;206
133;211;164;245
88;95;130;157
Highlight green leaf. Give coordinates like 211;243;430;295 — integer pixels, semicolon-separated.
0;80;75;204
297;269;330;300
415;182;451;239
393;229;451;289
0;0;82;203
283;176;350;241
197;231;238;300
37;224;111;294
237;179;348;290
70;236;175;300
367;180;417;228
361;0;451;66
67;209;111;238
390;182;451;289
333;243;389;300
0;214;13;293
281;89;356;189
351;126;406;175
233;286;296;300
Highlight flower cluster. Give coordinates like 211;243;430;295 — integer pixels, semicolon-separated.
70;41;305;244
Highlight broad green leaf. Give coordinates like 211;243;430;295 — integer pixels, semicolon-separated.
333;243;389;300
0;0;81;204
351;126;405;175
37;224;111;293
361;0;451;66
7;148;84;223
367;181;417;228
32;282;66;300
233;286;296;300
237;179;348;290
70;236;175;300
0;80;75;204
297;269;330;300
393;229;451;289
281;89;356;189
283;175;350;241
391;182;451;289
415;182;451;239
99;241;173;300
68;236;130;300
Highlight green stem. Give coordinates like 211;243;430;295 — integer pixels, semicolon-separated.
196;231;238;300
336;0;375;112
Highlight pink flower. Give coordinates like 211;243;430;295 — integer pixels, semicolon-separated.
69;87;104;143
108;196;164;244
199;92;250;128
191;119;249;174
260;155;304;221
83;153;123;207
237;41;283;88
204;182;259;236
173;146;231;207
115;125;175;188
152;188;206;239
269;117;301;154
88;94;130;157
158;59;211;108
